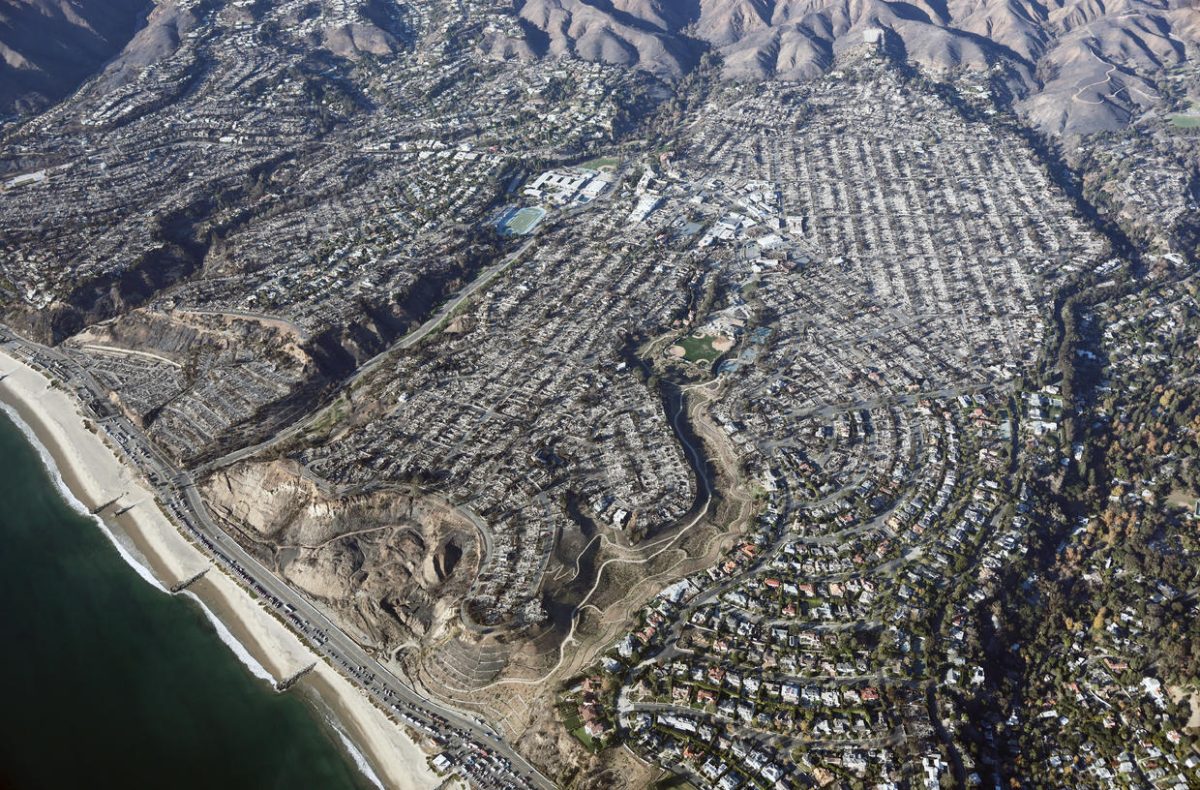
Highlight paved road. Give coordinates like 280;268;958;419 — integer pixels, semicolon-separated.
199;234;539;476
1;332;555;790
2;173;633;789
201;169;626;477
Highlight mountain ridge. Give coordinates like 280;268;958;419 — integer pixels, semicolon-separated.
508;0;1200;134
0;0;151;116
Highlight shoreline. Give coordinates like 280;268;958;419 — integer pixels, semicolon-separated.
0;347;438;790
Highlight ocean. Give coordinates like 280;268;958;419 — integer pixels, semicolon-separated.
0;411;370;790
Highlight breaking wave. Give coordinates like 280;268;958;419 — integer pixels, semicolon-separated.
182;590;277;685
0;401;168;594
331;723;386;790
1;398;387;790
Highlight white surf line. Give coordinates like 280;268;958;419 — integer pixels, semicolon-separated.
329;722;386;790
0;400;285;695
2;372;404;790
0;401;168;594
181;590;278;685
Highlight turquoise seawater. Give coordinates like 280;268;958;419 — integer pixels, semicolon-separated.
0;411;369;790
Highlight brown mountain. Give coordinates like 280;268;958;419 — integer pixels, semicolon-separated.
512;0;1200;134
0;0;150;117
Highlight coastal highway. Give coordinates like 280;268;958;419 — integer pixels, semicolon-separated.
0;176;629;788
174;481;554;789
0;332;556;790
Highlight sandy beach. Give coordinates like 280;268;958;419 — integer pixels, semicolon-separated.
0;346;438;790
